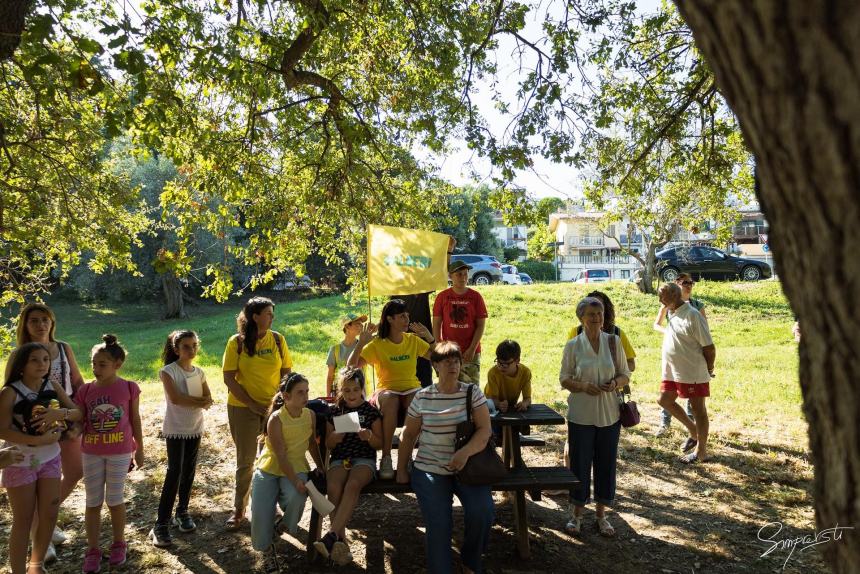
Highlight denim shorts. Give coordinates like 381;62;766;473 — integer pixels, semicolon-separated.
330;457;377;478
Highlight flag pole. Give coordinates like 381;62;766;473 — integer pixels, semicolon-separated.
366;226;376;393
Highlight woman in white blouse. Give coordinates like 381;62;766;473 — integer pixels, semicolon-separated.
559;297;631;537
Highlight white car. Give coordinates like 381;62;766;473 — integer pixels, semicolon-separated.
501;265;522;284
572;269;611;283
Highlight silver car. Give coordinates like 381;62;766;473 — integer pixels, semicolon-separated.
449;254;503;285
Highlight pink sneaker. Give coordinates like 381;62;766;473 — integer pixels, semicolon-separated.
82;547;102;573
108;541;127;567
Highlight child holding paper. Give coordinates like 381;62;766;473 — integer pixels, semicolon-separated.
313;368;382;565
150;330;213;548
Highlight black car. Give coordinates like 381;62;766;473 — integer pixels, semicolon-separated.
655;245;772;282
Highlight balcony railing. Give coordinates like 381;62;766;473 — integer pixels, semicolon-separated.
575;254;631;265
733;224;769;238
568;235;605;247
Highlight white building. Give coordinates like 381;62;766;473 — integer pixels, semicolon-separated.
548;211;645;281
491;211;528;256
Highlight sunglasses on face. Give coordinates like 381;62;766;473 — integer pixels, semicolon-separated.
495;359;516;367
681;281;694;286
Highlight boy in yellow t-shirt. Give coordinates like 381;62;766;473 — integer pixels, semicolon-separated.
484;339;532;413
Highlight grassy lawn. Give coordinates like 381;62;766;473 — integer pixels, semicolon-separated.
5;280;802;443
1;280;822;573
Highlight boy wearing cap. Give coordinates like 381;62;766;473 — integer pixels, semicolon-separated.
432;260;488;383
326;314;368;397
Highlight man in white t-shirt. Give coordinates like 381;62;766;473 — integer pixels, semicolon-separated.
656;283;716;463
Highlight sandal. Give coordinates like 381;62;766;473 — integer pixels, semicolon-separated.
596;516;615;537
681;437;698;452
680;452;708;464
225;513;247;530
564;515;583;536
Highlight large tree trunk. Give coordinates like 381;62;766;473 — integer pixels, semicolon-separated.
161;273;188;319
674;2;860;572
0;0;32;61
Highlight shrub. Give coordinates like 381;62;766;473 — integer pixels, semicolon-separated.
515;259;556;281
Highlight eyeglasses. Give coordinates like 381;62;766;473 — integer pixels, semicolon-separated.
494;359;516;367
680;281;694;286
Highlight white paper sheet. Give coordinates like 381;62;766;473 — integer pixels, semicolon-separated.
305;481;335;516
333;412;361;433
185;372;203;398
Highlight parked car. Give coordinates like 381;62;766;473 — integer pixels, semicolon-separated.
500;265;521;285
518;272;534;285
655;245;772;281
572;269;611;283
449;254;503;285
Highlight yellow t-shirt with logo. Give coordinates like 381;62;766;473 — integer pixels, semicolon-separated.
567;325;636;359
222;330;293;408
255;407;312;475
484;364;532;404
360;334;430;392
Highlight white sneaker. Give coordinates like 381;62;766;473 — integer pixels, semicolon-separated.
52;526;68;545
44;542;57;564
379;455;395;480
654;424;670;437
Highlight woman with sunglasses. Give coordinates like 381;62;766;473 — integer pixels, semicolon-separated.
653;273;708;436
347;299;435;480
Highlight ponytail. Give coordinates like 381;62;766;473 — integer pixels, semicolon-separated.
258;373;308;441
161;330;197;366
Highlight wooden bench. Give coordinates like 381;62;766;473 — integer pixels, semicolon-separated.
517;434;546;448
307;465;579;561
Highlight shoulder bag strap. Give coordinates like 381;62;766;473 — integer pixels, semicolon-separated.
607;334;621;377
465;383;474;422
273;331;285;360
57;341;68;387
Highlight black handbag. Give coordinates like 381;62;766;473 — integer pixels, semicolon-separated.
608;335;639;428
454;384;508;485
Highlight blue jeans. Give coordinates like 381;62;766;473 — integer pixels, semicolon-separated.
661;401;695;426
411;468;495;574
568;421;621;506
250;469;308;551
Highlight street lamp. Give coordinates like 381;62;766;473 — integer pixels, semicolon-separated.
546;241;565;281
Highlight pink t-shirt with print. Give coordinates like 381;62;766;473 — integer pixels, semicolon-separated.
74;378;141;456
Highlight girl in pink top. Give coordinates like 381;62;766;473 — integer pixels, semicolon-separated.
74;335;143;573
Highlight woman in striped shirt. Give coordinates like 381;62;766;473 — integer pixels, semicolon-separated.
396;341;495;574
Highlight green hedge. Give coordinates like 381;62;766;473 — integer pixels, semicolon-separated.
513;259;556;281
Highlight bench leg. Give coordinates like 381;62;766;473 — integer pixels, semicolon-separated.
307;508;322;562
502;427;513;469
513;489;530;559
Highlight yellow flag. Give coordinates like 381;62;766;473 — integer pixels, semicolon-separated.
367;225;449;296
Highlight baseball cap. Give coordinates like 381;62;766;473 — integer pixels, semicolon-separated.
341;314;368;329
448;260;472;273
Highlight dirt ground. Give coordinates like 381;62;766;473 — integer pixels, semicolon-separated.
0;402;832;574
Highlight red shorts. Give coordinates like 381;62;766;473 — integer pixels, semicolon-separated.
660;380;710;399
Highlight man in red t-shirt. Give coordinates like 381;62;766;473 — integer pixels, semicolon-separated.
431;260;488;383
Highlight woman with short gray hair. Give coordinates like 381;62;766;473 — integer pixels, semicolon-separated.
559;297;631;537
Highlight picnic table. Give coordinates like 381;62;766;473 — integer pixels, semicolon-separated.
492;403;577;558
307;402;579;562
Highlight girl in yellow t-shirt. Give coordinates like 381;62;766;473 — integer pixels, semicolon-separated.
347;299;435;480
250;373;323;551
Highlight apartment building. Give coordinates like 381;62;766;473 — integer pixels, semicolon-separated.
548;211;645;281
491;211;528;256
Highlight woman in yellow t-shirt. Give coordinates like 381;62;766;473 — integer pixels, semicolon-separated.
221;297;293;529
250;373;323;551
347;299;435;480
